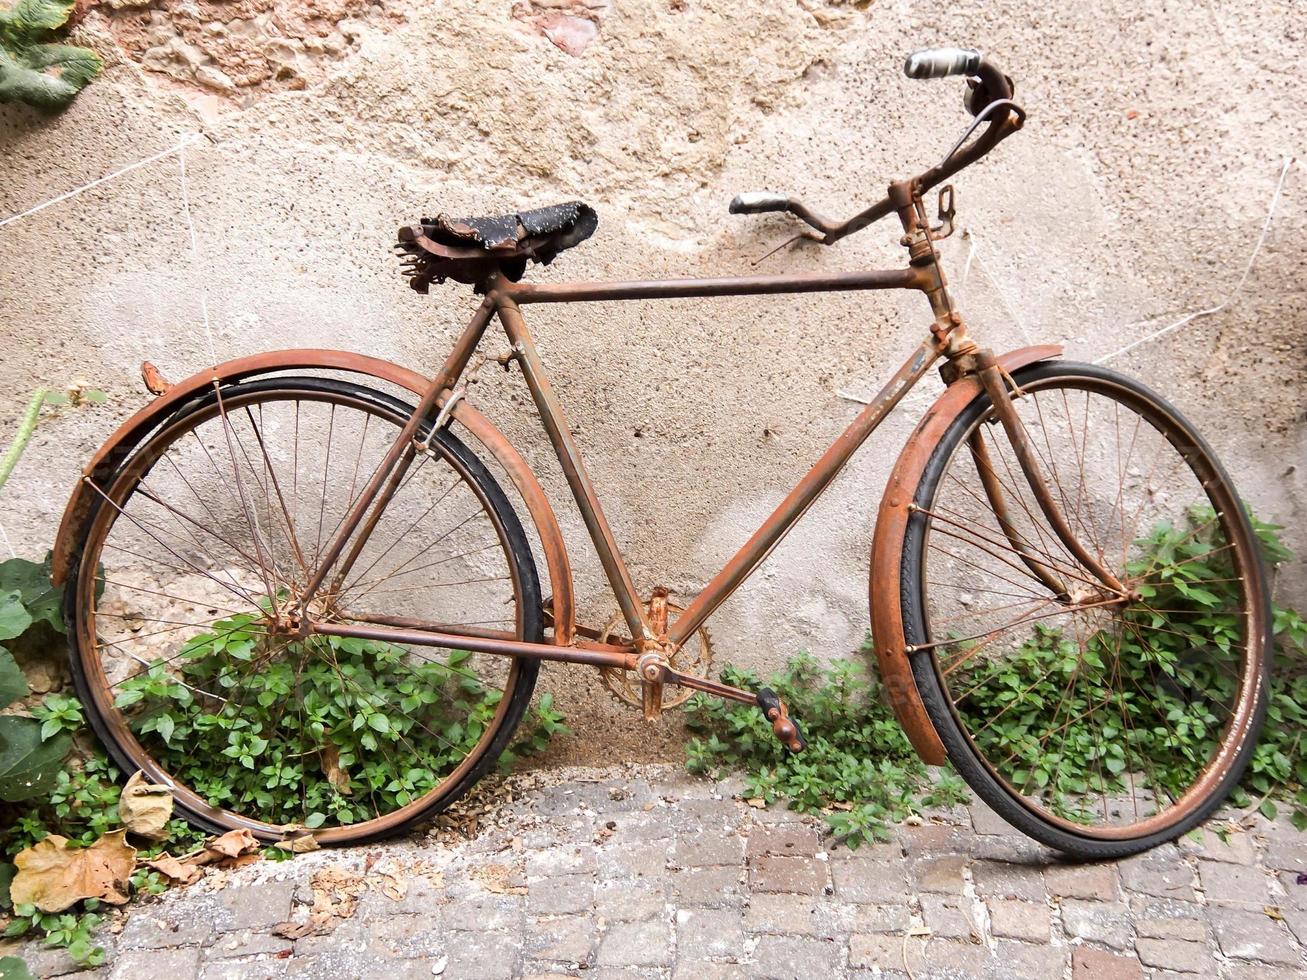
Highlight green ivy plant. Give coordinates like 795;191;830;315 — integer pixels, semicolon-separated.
954;508;1307;828
686;511;1307;842
0;559;70;806
0;554;570;966
0;555;114;968
116;615;570;829
0;954;36;980
0;0;102;112
684;650;969;848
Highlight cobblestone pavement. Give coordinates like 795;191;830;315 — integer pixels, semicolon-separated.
10;765;1307;979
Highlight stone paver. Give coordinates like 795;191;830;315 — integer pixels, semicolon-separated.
1208;906;1300;967
748;853;829;895
1134;936;1213;974
1060;898;1133;949
1072;945;1144;980
11;767;1307;978
987;897;1049;943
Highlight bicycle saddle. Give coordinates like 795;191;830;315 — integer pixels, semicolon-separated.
396;201;598;293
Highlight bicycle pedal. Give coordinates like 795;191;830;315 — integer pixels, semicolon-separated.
756;687;807;753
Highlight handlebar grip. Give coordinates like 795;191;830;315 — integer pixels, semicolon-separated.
903;47;982;80
729;192;789;215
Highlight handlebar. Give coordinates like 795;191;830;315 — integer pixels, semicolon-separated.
728;192;788;216
903;47;981;80
729;49;1021;245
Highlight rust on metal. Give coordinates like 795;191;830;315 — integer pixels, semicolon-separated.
868;344;1063;766
311;620;635;671
974;351;1127;594
505;266;931;304
965;428;1070;597
59;52;1051;773
668;337;942;646
49;348;577;648
495;290;655;644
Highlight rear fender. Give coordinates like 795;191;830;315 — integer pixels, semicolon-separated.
869;345;1063;765
50;349;576;646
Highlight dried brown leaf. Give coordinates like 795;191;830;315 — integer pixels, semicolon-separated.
145;852;203;885
207;828;259;858
376;869;407;901
273;866;365;939
11;830;137;912
471;863;526;896
320;744;352;796
274;835;321;854
118;771;173;840
179;827;261;869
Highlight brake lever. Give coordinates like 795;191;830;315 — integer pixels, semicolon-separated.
938;98;1026;170
931;185;957;239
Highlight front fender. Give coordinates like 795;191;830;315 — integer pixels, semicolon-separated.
869;344;1062;765
50;349;576;645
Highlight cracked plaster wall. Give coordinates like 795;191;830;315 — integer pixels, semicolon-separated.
1;0;1303;761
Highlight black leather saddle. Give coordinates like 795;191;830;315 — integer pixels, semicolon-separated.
396;201;598;293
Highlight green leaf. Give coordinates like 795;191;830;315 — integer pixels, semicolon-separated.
0;591;31;642
0;558;61;633
367;714;390;734
0;862;13;910
0;42;102;113
0;646;27;709
0;0;74;32
0;955;37;980
0;715;70;801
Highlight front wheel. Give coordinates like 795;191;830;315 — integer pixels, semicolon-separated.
900;361;1270;859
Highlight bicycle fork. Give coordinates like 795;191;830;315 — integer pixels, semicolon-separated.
969;349;1130;599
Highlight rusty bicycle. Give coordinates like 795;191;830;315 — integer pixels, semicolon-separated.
54;49;1270;858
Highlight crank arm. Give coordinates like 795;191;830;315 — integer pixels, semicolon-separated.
646;662;808;753
643;661;755;705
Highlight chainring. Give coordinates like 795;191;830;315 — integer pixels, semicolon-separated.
597;600;714;711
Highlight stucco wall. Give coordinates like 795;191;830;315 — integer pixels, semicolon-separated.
2;1;1303;761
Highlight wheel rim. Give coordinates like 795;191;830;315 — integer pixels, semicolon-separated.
74;382;531;842
915;370;1266;840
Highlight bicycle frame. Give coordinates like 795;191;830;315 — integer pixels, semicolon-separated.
52;55;1090;734
298;189;989;706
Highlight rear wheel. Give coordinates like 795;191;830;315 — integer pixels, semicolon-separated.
67;377;541;844
901;362;1270;858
